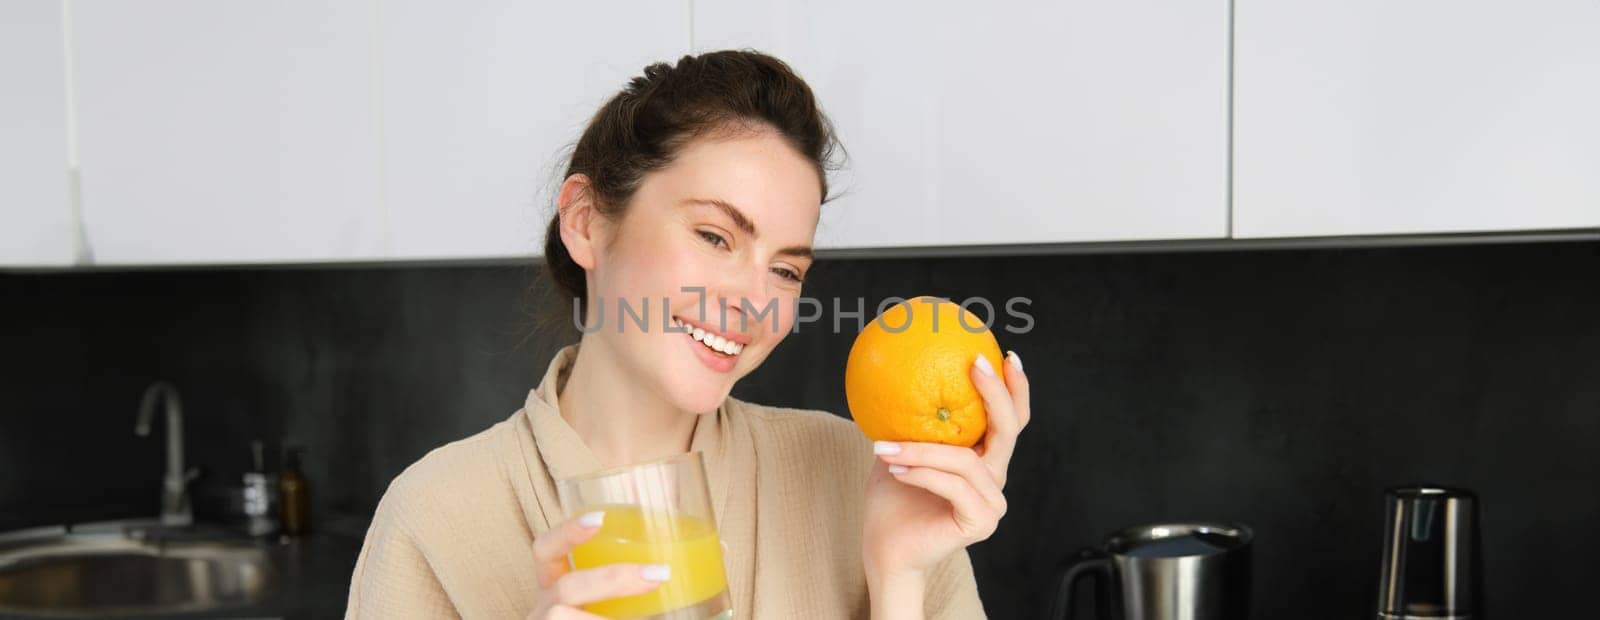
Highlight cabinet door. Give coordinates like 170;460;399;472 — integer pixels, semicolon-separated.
72;1;383;265
697;0;1231;251
1234;1;1600;238
0;0;74;267
380;0;690;260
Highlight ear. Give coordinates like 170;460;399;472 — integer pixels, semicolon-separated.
557;173;603;270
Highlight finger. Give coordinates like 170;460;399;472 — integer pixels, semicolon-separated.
533;511;607;587
877;442;1006;514
551;563;669;607
1004;350;1030;429
971;352;1023;482
886;463;1004;540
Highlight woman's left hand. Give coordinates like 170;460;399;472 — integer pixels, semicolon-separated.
861;350;1031;582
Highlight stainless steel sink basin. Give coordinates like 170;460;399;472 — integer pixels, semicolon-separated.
0;520;276;617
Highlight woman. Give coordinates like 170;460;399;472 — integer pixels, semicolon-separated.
346;50;1031;619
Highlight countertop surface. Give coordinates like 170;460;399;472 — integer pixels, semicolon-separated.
214;529;364;620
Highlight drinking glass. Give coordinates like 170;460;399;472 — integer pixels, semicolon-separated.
556;451;732;620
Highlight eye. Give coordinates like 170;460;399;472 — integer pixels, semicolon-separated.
700;228;803;283
772;267;804;283
698;230;728;249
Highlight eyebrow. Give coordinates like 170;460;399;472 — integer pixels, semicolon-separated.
680;198;815;261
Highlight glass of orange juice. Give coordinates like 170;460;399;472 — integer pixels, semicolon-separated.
556;451;732;620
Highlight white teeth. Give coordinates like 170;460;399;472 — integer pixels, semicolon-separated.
700;336;732;356
674;317;743;356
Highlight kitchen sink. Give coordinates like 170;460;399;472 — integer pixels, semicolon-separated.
0;520;276;617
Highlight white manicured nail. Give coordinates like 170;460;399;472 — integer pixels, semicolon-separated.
873;441;902;455
888;464;909;475
579;511;605;528
974;353;996;377
1007;350;1023;372
640;564;672;582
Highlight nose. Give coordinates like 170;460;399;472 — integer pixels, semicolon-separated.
714;264;765;335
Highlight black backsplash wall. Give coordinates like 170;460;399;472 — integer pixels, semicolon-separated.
3;241;1597;618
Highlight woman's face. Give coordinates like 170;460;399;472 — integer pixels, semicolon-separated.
581;128;821;413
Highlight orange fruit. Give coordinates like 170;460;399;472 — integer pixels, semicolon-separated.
845;296;1005;447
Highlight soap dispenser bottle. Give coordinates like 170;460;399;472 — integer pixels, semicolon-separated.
279;446;309;536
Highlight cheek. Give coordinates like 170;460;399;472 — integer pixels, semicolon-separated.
661;253;718;299
661;235;713;279
611;237;704;298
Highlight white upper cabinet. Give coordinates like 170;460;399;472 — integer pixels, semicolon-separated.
25;1;1592;267
379;0;690;260
696;0;1232;251
1234;1;1600;238
0;0;74;267
71;1;384;265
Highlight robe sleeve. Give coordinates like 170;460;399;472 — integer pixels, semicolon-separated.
925;548;987;619
345;479;462;620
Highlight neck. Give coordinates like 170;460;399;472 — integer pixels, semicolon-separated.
557;338;701;468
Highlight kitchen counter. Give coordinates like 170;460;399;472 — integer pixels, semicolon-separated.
218;529;364;619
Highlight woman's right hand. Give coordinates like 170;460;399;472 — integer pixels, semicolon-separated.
526;511;671;619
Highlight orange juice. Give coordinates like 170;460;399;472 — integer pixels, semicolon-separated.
570;503;729;618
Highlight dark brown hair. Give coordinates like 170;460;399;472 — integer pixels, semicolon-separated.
536;49;842;335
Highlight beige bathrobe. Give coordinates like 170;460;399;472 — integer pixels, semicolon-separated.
345;343;987;619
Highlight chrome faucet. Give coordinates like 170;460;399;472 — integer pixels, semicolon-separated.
135;381;198;527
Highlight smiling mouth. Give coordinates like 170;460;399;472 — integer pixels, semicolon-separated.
673;316;745;357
